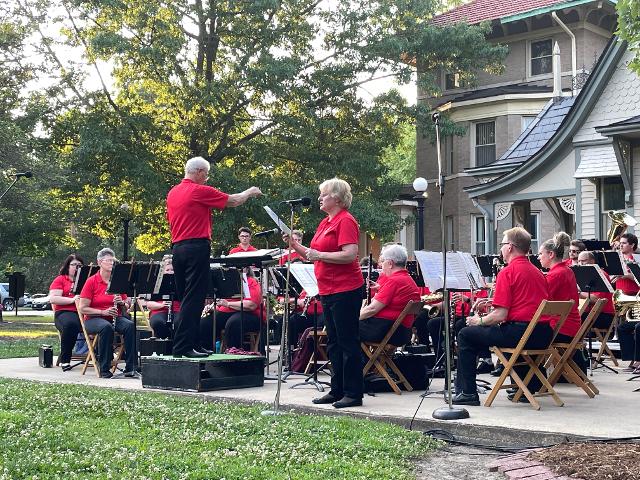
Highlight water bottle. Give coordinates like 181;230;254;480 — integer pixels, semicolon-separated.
215;340;221;354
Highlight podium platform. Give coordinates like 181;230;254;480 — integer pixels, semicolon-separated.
141;354;265;392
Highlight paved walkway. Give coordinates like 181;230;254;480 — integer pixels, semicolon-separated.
1;356;638;444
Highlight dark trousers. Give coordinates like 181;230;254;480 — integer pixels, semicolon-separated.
288;313;324;348
172;239;211;354
412;311;431;350
555;332;588;375
321;287;363;399
54;310;82;363
617;321;639;361
456;322;552;395
149;312;172;339
360;317;411;346
84;316;136;374
427;316;491;362
200;311;262;350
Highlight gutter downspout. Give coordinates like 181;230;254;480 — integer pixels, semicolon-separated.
472;199;493;253
552;12;577;95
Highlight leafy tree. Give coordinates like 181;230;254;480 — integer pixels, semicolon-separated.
618;0;640;74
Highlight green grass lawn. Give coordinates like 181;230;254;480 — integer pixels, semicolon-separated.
0;315;59;359
0;379;439;479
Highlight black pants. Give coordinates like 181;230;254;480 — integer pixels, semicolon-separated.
427;316;492;363
288;312;324;348
84;316;136;374
54;310;82;364
321;287;363;400
360;317;411;346
172;239;211;354
555;332;588;375
149;312;172;339
411;311;431;349
617;320;639;361
456;322;552;395
200;311;262;350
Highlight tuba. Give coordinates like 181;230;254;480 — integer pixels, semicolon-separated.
613;289;640;322
607;211;637;245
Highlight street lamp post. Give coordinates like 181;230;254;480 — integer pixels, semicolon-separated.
120;203;132;260
412;177;428;251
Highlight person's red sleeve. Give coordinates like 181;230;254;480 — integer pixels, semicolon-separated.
373;280;396;307
195;184;229;209
491;269;511;310
49;276;64;291
337;216;359;248
79;276;94;299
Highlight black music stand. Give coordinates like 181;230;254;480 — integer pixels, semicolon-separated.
593;250;626;276
71;265;99;295
406;260;425;287
475;256;495;278
207;267;242;353
149;270;176;338
571;265;617;375
582;240;611;251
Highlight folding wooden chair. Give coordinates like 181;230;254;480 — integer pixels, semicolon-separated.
592;315;619;367
484;300;573;410
220;330;260;353
304;328;331;375
543;298;606;398
361;300;425;395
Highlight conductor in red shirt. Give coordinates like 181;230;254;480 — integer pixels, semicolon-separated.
288;178;364;408
166;156;262;358
228;227;258;254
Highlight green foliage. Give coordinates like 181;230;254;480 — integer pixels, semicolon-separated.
381;123;417;184
618;0;640;74
0;378;439;479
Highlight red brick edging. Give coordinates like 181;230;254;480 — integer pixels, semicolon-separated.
487;450;584;480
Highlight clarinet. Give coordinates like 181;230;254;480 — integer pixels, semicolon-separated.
366;253;373;304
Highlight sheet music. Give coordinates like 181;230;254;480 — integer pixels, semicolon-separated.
289;263;319;297
633;254;640;264
594;265;615;293
460;252;487;288
226;248;281;258
241;273;250;298
263;206;291;235
414;251;473;291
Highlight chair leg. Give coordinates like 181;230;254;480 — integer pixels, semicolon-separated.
484;351;514;407
384;353;413;392
372;358;402;395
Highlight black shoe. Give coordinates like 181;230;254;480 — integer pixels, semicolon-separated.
451;392;480;406
312;393;341;404
507;391;530;403
476;359;494;374
174;349;208;359
196;347;214;355
100;371;113;379
490;364;504;377
332;396;362;408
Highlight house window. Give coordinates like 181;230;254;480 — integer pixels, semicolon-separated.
528;212;541;253
531;39;553;76
445;73;466;90
472;215;486;255
445;135;454;174
522;116;536;132
601;177;625;211
475;121;496;167
446;216;455;251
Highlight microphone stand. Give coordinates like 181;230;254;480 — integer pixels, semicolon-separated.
432;112;470;420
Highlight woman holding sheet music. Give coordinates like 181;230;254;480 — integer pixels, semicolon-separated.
287;178;364;409
49;254;85;371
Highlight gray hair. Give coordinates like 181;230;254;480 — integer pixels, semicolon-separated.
97;248;115;262
380;244;408;267
185;156;210;175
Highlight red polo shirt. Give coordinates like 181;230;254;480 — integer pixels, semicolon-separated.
79;272;128;320
546;262;581;337
563;258;574;267
310;209;363;295
278;251;302;265
149;300;182;316
166;179;229;243
217;276;264;321
49;275;77;313
613;254;640;295
584;269;615;315
229;245;257;254
492;256;549;323
373;270;420;328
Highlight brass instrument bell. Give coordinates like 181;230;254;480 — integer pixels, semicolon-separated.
607;211;637;245
613;289;640;321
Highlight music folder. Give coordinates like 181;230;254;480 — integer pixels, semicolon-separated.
71;264;99;294
626;262;640;287
570;265;613;294
208;267;242;299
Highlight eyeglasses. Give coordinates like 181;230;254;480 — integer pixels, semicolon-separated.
499;242;512;247
69;262;82;267
569;249;581;253
239;235;250;238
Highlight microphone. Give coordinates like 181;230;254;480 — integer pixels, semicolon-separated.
14;172;33;178
280;197;312;207
254;228;279;238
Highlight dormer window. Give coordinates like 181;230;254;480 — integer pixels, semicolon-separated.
445;73;461;90
531;39;553;76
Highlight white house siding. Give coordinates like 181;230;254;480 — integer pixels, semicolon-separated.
581;179;597;238
574;49;640;144
634;146;640;221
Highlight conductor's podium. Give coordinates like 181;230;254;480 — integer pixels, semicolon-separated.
141;354;265;392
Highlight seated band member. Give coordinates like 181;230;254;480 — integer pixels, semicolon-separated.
77;248;137;378
229;227;257;254
611;233;640;371
285;291;324;350
49;254;85;370
453;227;550;406
359;244;420;346
565;240;586;267
538;232;586;376
146;256;180;339
200;267;263;351
279;230;304;265
577;251;615;330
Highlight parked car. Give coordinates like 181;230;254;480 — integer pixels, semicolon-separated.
0;283;21;311
22;293;32;308
31;294;51;311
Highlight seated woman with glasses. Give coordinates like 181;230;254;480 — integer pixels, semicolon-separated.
49;254;85;371
77;248;138;378
145;256;180;339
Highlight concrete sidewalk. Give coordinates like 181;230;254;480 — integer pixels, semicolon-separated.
1;356;638;445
